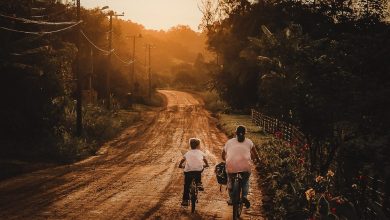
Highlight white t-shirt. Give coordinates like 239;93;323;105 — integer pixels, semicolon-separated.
183;149;206;172
224;138;254;173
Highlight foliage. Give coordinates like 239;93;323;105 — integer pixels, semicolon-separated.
55;104;139;162
217;109;388;219
197;90;229;113
202;1;390;212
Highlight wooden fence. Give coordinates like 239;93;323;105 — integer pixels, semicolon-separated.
250;109;389;219
251;109;306;146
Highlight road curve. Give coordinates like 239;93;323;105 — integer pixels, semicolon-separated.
0;90;264;220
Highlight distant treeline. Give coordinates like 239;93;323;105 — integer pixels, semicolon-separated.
0;1;208;161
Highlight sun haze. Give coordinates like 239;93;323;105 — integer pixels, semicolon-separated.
81;0;203;31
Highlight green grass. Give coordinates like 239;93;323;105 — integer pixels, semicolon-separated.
197;91;228;113
217;113;270;145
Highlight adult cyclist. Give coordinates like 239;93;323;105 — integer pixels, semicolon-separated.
222;125;256;208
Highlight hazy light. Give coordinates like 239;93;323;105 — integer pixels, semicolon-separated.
82;0;203;31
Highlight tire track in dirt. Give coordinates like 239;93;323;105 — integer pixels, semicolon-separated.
0;90;264;220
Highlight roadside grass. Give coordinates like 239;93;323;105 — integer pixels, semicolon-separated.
217;113;269;144
196;90;228;113
0;102;160;180
56;105;142;162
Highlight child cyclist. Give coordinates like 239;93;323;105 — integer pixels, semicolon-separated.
178;138;209;206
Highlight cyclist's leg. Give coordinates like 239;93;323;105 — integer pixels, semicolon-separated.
241;172;251;198
193;171;204;190
241;172;251;208
193;171;201;184
183;172;192;201
227;173;233;203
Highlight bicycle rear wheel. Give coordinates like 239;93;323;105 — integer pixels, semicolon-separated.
232;178;242;220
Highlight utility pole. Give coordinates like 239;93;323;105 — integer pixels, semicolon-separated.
126;34;142;92
148;44;151;101
106;11;124;109
76;0;82;136
146;44;155;101
89;47;93;91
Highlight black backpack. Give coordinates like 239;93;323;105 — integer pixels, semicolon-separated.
215;162;227;185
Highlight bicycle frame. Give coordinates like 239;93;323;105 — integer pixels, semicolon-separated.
231;172;244;220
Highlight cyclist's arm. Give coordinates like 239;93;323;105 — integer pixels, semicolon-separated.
250;147;258;163
203;158;209;167
178;157;186;168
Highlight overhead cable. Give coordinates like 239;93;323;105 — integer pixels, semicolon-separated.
112;51;135;65
0;20;82;35
0;13;78;25
80;30;112;55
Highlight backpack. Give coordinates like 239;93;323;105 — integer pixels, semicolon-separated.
215;162;227;185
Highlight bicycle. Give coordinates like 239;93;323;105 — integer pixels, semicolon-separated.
179;165;208;213
231;172;244;220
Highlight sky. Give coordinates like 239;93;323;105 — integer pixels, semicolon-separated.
81;0;203;31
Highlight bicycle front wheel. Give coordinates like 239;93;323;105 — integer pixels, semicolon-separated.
191;195;196;213
190;182;197;213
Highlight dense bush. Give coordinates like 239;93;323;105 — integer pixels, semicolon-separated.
257;137;361;219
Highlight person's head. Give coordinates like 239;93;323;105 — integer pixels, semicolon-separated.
236;125;246;142
189;138;201;149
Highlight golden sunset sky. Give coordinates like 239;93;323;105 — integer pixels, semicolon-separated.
81;0;203;31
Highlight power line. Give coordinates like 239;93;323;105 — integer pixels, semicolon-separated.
80;30;112;54
0;20;82;35
112;51;135;65
0;13;78;25
81;30;135;64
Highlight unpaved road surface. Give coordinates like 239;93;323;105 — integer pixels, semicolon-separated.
0;90;264;220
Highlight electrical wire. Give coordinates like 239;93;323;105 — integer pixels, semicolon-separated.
112;51;135;65
80;30;112;55
81;30;135;64
0;13;78;25
0;20;82;35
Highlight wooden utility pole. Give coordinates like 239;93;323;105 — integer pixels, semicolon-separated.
107;11;113;110
127;34;142;92
76;0;82;136
89;47;93;95
148;44;152;101
106;11;124;109
145;44;156;101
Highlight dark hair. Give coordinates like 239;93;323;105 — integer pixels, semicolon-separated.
236;125;246;142
189;138;200;149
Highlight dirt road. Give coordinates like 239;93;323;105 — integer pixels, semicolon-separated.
0;90;264;220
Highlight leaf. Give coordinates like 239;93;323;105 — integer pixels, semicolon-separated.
317;195;330;216
257;56;273;63
248;36;263;47
261;25;274;38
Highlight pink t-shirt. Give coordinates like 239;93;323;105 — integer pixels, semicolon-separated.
224;138;254;173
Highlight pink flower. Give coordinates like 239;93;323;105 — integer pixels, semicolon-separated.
274;131;283;139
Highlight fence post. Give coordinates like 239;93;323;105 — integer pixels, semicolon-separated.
384;177;390;216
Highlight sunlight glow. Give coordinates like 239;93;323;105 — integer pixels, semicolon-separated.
81;0;203;31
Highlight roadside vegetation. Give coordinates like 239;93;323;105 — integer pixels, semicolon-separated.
218;114;364;219
0;1;172;178
202;0;390;218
